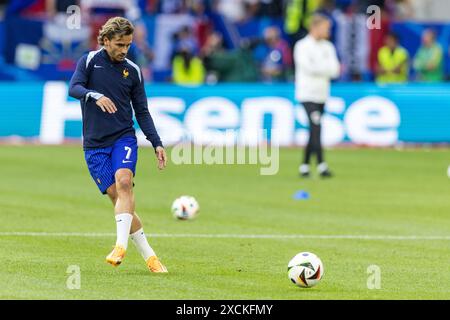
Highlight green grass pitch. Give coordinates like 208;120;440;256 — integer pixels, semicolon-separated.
0;145;449;299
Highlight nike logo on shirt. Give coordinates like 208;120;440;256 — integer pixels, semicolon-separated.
94;64;103;68
122;160;133;164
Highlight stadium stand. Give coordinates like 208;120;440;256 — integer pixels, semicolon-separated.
1;0;450;83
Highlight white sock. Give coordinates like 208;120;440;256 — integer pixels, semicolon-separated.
130;228;156;261
317;162;329;173
299;164;310;174
115;213;133;250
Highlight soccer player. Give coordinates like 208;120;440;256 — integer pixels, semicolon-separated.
69;17;168;273
294;14;340;178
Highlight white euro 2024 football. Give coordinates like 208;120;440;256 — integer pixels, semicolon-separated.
288;252;324;288
171;196;200;220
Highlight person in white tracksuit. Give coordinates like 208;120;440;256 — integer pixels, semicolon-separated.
294;13;340;178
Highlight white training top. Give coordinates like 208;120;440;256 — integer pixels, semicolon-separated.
294;35;340;104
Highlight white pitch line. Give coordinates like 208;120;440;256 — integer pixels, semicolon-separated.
0;232;449;240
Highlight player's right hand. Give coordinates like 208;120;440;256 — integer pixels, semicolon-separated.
96;96;117;114
155;146;167;170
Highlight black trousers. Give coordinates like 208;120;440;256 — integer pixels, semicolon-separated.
303;102;325;165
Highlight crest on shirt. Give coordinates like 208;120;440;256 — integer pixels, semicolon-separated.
123;68;129;79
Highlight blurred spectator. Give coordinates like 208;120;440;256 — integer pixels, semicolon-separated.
212;0;259;23
335;0;352;11
406;0;449;22
354;0;389;13
368;5;391;77
46;0;79;17
172;41;205;84
316;0;337;41
257;0;283;18
42;0;88;58
413;29;444;82
202;32;259;82
284;0;322;46
81;0;142;49
354;0;414;20
376;32;409;83
260;26;293;82
189;0;214;50
0;0;8;18
3;0;450;83
391;0;414;20
6;0;47;17
141;0;158;17
131;22;155;81
158;0;188;14
140;0;170;14
81;0;141;20
335;1;369;81
244;0;261;21
172;25;200;56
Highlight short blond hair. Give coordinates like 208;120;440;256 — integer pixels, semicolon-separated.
309;13;331;29
97;17;134;46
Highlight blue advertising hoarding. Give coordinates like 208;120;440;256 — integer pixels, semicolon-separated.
0;82;449;146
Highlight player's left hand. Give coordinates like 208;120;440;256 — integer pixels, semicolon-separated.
155;146;167;170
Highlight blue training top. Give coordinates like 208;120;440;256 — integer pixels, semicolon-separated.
68;48;163;150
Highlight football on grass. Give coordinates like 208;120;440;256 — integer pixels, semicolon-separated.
172;196;200;220
288;252;324;288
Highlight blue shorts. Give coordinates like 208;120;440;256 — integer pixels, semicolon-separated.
84;136;138;194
